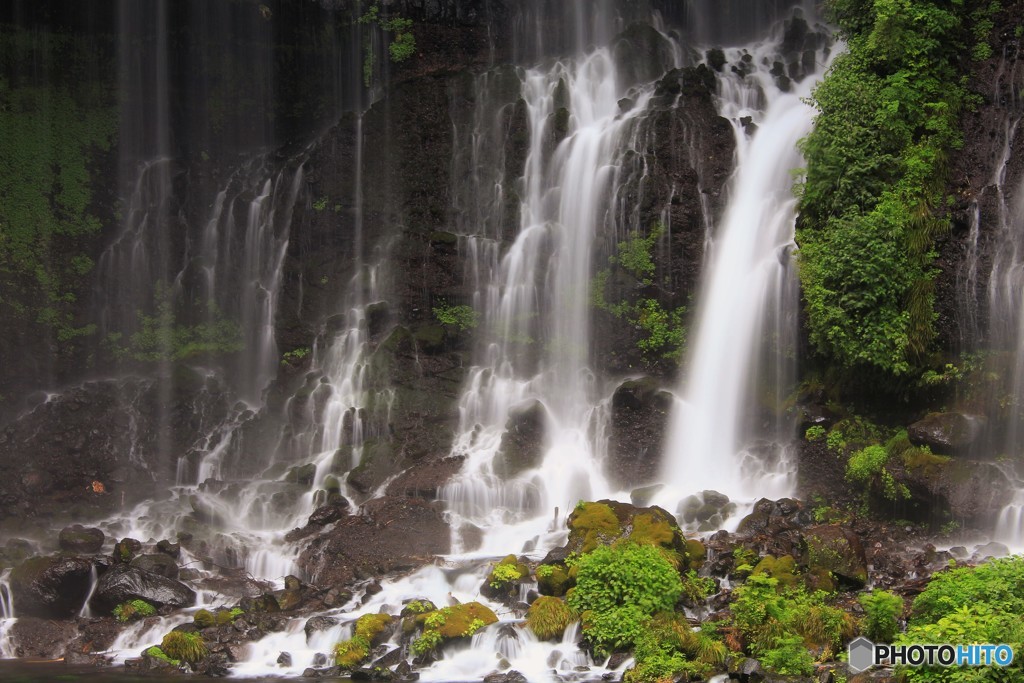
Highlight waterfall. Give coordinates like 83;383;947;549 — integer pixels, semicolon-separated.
442;35;672;556
656;17;833;518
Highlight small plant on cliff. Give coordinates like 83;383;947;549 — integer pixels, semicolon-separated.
114;599;156;622
805;425;826;442
358;2;416;87
160;631;207;664
433;301;478;331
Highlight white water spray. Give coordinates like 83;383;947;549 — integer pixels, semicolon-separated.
657;28;833;518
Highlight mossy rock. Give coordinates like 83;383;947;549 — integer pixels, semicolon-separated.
526;596;576;640
160;630;208;664
114;538;142;564
751;554;800;589
536;563;572;597
482;554;530;599
803;525;867;588
415;601;498;639
413;324;447;353
685;539;706;572
334;613;394;668
567;502;621;553
567;500;683;556
285;463;316;486
400;599;436;618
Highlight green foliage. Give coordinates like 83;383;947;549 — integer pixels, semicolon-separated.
411;602;498;655
860;590;903;642
488;562;523;590
910;557;1024;626
730;572;854;673
357;2;416;87
759;634;816;676
432;301;478;331
611;225;663;285
526;596;576;640
313;196;328;211
797;0;976;381
144;646;180;666
846;444;889;484
568;543;683;654
680;569;716;603
894;557;1024;681
805;425;827;441
334;635;370;667
591;223;686;364
113;599;156;623
826;429;847;453
106;282;244;362
624;613;725;683
160;630;208;664
411;627;442;655
281;347;311;366
0;46;117;341
334;613;393;668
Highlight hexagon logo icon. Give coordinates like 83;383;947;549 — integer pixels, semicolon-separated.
849;636;876;673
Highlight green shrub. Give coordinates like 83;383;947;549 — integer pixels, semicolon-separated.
860;590;903;642
160;631;207;664
797;0;973;381
113;599;156;622
910;557;1024;625
759;634;815;676
568;543;683;654
526;597;576;640
432;302;478;331
805;425;827;441
489;561;523;590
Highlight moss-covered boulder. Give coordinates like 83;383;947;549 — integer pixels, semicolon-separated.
334;613;395;668
113;537;142;564
481;554;530;600
751;554;800;589
411;602;498;656
803;524;867;588
536;563;572;597
566;500;686;559
526;596;576;640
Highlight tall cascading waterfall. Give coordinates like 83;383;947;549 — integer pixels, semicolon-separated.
656;10;833;520
441;5;681;557
953;44;1024;546
83;1;367;585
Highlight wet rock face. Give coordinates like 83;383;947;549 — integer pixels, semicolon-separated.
8;617;79;658
9;555;94;618
907;412;985;455
803;524;868;588
58;524;105;553
606;377;673;489
494;400;547;478
91;564;197;613
295;496;450;590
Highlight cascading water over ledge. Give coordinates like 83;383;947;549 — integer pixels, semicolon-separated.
654;14;834;526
